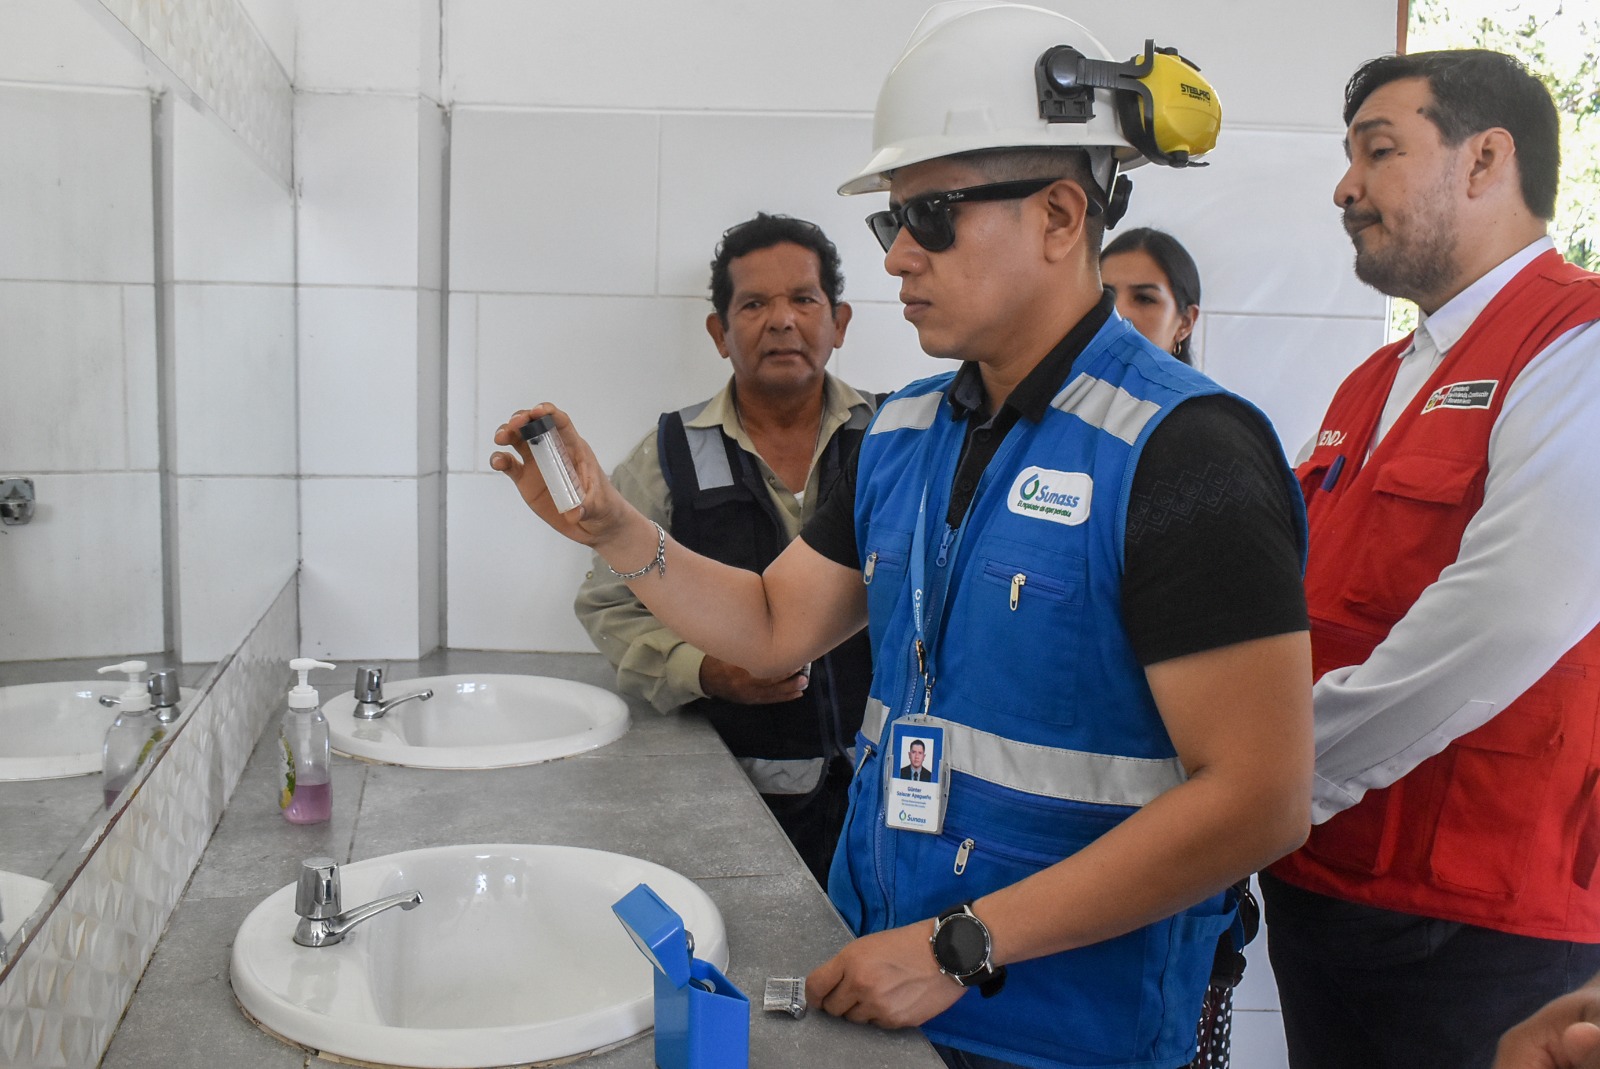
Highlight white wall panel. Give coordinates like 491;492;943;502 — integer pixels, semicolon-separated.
446;472;591;652
444;0;1394;132
293;0;429;92
171;103;295;285
298;287;421;476
172;284;297;476
237;0;297;76
444;0;925;111
0;86;152;284
0;0;154;88
1115;129;1384;320
0;474;164;661
299;477;424;658
447;292;480;473
473;293;724;473
448;108;660;296
0;281;133;472
123;284;161;472
418;101;447;290
174;475;298;663
656;113;889;303
1201;312;1386;458
418;288;444;475
295;93;423;287
828;299;943;398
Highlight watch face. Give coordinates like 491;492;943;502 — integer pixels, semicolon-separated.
934;914;988;975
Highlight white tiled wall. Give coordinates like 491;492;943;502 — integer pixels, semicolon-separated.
0;77;164;662
168;94;300;666
293;13;446;656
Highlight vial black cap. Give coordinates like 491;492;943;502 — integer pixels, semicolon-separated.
519;414;557;441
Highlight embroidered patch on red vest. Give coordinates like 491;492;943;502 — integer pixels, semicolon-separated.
1420;379;1499;413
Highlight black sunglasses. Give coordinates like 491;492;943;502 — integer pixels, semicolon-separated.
865;178;1057;253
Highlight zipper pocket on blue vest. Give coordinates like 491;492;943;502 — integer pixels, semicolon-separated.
864;546;906;585
980;560;1076;611
940;830;1065;874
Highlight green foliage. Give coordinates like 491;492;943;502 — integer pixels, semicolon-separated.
1408;0;1600;270
1386;1;1600;337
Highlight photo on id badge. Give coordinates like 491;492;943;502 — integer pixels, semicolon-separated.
887;721;946;834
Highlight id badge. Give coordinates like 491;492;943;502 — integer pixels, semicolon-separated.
885;719;947;834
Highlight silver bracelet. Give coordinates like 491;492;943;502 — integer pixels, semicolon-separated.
609;521;667;581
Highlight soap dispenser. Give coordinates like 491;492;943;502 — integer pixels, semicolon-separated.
99;660;161;808
280;658;337;825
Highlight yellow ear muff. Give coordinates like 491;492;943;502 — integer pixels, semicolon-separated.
1117;49;1221;166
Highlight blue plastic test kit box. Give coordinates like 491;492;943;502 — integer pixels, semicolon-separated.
612;883;749;1069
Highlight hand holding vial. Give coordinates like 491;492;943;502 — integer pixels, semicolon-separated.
490;404;658;568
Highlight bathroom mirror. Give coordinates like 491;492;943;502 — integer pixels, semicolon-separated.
0;0;290;962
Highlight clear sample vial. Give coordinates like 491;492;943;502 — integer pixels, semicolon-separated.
519;414;585;513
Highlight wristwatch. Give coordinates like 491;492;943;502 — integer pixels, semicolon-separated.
930;902;1007;998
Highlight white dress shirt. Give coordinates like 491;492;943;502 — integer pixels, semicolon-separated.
1311;237;1600;822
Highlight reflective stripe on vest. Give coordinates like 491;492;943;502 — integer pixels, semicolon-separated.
861;697;1186;808
681;422;735;491
1051;374;1164;446
870;392;942;434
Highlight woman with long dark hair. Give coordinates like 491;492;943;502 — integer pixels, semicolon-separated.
1101;227;1203;365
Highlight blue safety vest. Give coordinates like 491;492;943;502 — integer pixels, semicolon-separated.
828;315;1293;1069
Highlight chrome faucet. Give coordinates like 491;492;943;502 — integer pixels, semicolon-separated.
293;857;422;948
98;669;183;722
149;669;182;723
351;665;434;720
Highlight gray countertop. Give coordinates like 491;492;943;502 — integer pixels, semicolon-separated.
100;651;941;1069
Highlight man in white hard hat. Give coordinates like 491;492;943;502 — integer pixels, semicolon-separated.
491;5;1314;1068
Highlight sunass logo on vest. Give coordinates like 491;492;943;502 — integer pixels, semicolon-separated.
1007;467;1092;526
1421;379;1499;414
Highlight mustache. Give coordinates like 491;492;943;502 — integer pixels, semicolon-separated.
1343;208;1381;237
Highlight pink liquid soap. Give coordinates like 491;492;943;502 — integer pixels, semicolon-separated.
283;780;332;824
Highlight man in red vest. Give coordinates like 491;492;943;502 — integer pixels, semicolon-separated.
1261;48;1600;1069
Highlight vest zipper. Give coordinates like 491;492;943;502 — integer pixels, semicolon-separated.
854;740;875;776
953;837;975;875
936;525;956;567
863;551;878;585
1009;573;1027;610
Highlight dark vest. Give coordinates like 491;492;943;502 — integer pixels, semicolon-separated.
656;397;877;762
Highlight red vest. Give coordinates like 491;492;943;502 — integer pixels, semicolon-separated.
1271;251;1600;940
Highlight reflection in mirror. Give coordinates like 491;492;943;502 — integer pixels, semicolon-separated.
0;0;173;969
1;0;297;972
0;657;220;967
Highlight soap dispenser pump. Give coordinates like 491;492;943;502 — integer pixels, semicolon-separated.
99;660;161;808
280;658;337;825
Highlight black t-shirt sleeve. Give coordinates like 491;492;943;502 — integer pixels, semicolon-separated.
1122;394;1309;665
800;437;862;570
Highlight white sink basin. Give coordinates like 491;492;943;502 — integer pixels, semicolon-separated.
0;680;191;781
1;870;53;945
230;844;726;1069
324;675;629;770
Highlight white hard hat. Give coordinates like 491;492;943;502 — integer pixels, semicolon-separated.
839;3;1142;197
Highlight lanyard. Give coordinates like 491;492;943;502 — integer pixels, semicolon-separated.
901;485;966;722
